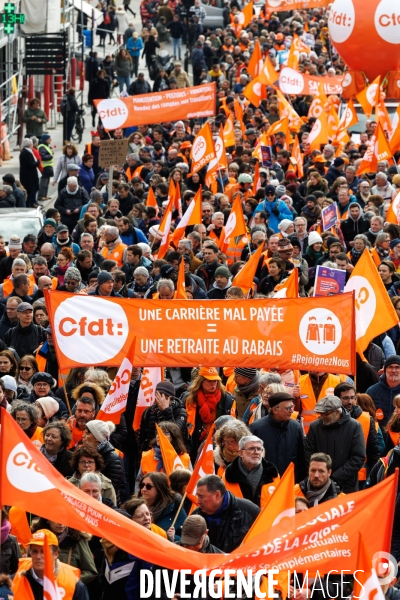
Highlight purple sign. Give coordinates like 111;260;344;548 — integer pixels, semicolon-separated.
322;204;338;232
314;266;346;297
260;145;273;169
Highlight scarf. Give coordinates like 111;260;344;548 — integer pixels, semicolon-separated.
40;444;58;463
57;528;69;544
305;477;332;505
368;228;381;238
196;388;222;424
221;446;239;464
351;247;364;261
238;459;263;496
202;491;229;528
236;371;261;398
18;373;33;390
153;445;164;471
25;423;38;439
106;236;122;252
376;245;390;260
1;519;11;544
67;185;79;195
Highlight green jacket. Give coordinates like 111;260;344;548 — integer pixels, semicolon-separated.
58;533;98;584
22;107;48;137
68;471;117;505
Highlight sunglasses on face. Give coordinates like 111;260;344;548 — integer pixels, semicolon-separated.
140;482;154;490
19;366;33;371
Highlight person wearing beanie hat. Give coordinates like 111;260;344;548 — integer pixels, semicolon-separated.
325;156;346;187
222;433;279;507
301;195;321;230
35;396;60;425
250;392;306;480
58;266;85;294
277;218;295;236
366;355;400;429
207;265;232;299
253;182;294;233
139;379;187;453
232;368;262;420
308;231;323;246
2;173;25;208
88;270;123;298
276;184;286;198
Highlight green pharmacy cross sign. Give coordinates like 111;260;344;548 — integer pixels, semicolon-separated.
1;3;25;34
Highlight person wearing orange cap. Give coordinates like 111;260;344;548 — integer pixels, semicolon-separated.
185;367;233;462
12;529;89;599
177;140;192;165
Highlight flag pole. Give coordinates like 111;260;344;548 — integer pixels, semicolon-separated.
63;381;72;416
171;492;187;528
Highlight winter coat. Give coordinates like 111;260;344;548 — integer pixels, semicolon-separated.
366;375;400;429
50;447;74;477
88;77;110;105
191;47;206;70
195;260;220;291
193;491;260;553
5;322;46;359
54;187;89;231
349;404;380;472
253;198;293;232
168;19;185;38
22;107;48;137
69;472;117;505
224;457;279;507
54;154;82;182
58;533;98;584
115;57;132;78
0;192;16;209
79;164;95;196
139;398;187;452
19;148;40;193
126;36;144;58
97;440;127;504
119;225;148;245
0;312;17;341
305;409;365;492
340;208;370;246
297;477;342;504
153;496;187;538
128;78;151;95
250;414;307;483
0;533;21;575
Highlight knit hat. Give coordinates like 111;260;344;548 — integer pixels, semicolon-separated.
31;372;56;387
326;236;341;249
285;172;297;181
306;194;317;205
149;225;162;240
88;271;98;281
2;173;15;185
277;238;293;249
90;189;103;201
234;367;257;380
67;163;80;171
41;134;51;142
199;367;221;381
333;157;345;167
278;219;293;232
65;267;82;282
315;395;342;413
390;238;400;250
215;266;230;278
44;218;57;228
268;392;295;409
384;355;400;370
308;231;323;246
155;380;175;397
181;515;207;545
86;420;116;442
8;235;21;250
97;271;113;285
286;183;297;194
290;237;301;250
35;397;60;419
1;375;17;392
160;264;176;278
276;184;286;197
265;185;276;196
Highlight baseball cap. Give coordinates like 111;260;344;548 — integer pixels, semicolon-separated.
181;516;207;546
198;367;221;381
17;302;33;313
56;224;69;233
315;395;342;413
1;375;17;392
28;529;59;547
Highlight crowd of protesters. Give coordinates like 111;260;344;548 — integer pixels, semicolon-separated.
2;0;400;599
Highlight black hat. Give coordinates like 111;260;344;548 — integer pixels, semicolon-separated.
384;355;400;370
160;264;175;278
268;392;295;409
2;173;15;185
156;380;175;397
305;194;317;205
97;271;113;285
290;237;301;250
31;372;56;387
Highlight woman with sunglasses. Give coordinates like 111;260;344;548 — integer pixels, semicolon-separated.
51;247;75;287
137;472;187;541
135;422;191;493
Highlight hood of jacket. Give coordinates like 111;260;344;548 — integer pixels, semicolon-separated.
347;202;363;222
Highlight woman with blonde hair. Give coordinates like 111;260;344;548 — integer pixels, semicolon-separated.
84;368;112;395
214;420;250;476
52;142;81;185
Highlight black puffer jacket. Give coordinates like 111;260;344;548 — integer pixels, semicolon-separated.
224;457;279;507
139;398;187;453
305;409;365;493
45;447;74;477
193;491;260;553
5;322;46;358
97;441;128;505
54;187;89;231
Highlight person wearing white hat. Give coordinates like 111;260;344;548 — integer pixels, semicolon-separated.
278;219;295;237
35;396;60;427
304;231;324;290
83;420;126;505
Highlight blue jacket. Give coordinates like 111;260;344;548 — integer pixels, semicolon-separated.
154;497;187;540
366;374;400;429
253;197;293;232
120;226;147;245
79;164;95;195
126;36;143;57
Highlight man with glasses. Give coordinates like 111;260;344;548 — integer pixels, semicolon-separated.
0;296;21;340
67;397;97;449
305;395;365;493
367;356;400;436
250;392;306;483
193;474;260;553
356;180;371;207
201;203;214;227
334;382;380;488
58;267;84;293
222;435;278;508
295;452;342;506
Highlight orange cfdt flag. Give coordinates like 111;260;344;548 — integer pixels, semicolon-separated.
353;536;387;600
247;39;262;78
133;368;163;431
221;194;247;254
386;191;400;225
308;110;329;151
146;186;159;215
185;425;215;503
190;122;216;174
344;248;398;356
356;76;381;118
155;423;184;476
273;269;299;298
223;114;235;147
232;242;264;294
157;194;175;259
241;0;254;28
175;257;187;299
171;186;202;246
44;533;62;600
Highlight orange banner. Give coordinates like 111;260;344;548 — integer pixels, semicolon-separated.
265;0;330;10
93;83;216;131
45;292;355;374
1;406;396;576
279;67;344;96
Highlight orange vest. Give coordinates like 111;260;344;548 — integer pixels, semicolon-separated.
226;235;248;266
186;401;215;438
3;275;35;298
141;448;190;474
100;241;127;267
299;373;341;434
9;507;31;547
209;227;226;251
357;411;371;481
370;247;381;267
387;428;399;447
13;558;79;600
221;472;280;508
30;426;44;449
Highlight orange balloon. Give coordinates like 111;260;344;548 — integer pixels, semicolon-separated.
328;0;400;81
